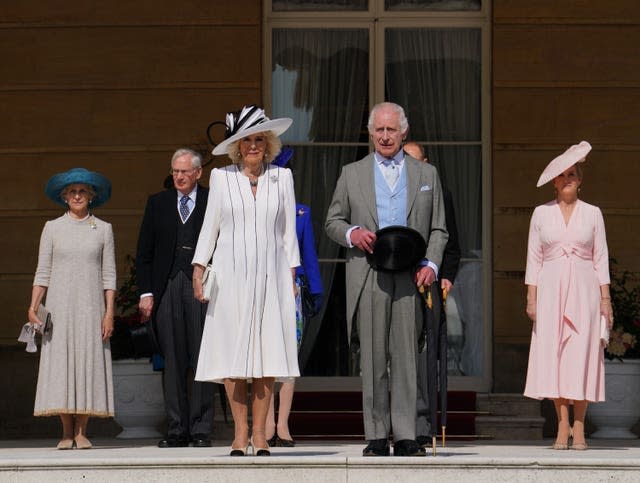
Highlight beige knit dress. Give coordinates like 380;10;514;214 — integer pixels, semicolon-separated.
33;213;116;417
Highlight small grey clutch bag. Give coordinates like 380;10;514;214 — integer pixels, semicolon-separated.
18;304;52;353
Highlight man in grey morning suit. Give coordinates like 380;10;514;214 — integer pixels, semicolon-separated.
136;148;214;448
325;102;448;457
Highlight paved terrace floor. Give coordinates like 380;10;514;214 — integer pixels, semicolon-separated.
1;438;639;482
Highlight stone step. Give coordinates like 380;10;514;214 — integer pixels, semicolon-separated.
475;393;544;440
476;393;542;417
475;415;546;440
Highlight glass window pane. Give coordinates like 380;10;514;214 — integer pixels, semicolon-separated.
385;28;483;378
385;28;481;142
386;0;480;11
272;29;369;143
282;145;371;377
273;0;368;12
427;144;484;378
427;145;481;255
446;259;484;376
271;28;369;374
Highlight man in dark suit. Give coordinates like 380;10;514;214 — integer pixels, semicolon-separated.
325;102;448;457
136;147;214;448
404;141;461;446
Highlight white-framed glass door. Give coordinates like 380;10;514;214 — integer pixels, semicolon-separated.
264;0;491;391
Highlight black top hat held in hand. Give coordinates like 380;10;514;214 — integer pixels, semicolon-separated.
366;225;427;272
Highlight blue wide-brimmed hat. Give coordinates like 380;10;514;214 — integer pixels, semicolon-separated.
45;168;112;208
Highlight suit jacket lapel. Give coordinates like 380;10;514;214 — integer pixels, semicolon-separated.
357;154;378;228
405;156;421;217
193;184;207;222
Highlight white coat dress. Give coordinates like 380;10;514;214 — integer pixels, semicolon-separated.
193;164;300;383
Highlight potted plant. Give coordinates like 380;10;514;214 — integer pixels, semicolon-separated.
589;259;640;439
111;255;165;439
605;260;640;361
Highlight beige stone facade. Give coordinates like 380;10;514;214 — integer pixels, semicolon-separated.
1;1;638;436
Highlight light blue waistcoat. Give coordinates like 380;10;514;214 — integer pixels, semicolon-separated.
374;160;408;229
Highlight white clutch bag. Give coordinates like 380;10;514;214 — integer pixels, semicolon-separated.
201;264;214;302
600;315;610;347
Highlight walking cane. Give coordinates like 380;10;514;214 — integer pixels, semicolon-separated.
418;284;437;456
440;287;448;448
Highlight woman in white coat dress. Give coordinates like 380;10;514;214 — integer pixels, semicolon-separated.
192;105;300;456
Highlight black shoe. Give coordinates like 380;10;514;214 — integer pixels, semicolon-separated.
393;439;426;457
267;435;278;447
276;436;296;448
362;439;390;456
158;434;189;448
416;435;431;448
191;434;212;447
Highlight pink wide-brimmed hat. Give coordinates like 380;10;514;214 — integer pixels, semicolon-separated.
536;141;592;187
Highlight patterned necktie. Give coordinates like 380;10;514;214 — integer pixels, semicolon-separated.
180;195;190;222
382;159;399;189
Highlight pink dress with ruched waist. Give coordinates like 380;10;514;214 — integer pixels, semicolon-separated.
524;200;609;402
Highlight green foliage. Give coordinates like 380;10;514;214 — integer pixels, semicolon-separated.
606;259;640;360
115;254;139;316
112;254;142;360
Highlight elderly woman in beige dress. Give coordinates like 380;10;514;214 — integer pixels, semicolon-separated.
27;168;116;449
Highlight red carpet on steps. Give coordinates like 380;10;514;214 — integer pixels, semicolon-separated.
279;391;477;440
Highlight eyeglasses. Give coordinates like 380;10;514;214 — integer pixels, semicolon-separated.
170;168;199;176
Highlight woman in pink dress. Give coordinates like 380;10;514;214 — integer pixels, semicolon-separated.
524;141;613;451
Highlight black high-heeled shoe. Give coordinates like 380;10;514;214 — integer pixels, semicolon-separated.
276;436;296;447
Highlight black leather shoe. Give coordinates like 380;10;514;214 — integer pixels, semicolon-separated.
362;439;390;456
191;434;212;447
158;435;189;448
393;439;427;457
416;435;431;448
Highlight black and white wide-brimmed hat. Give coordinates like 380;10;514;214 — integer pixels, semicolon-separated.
210;105;292;156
